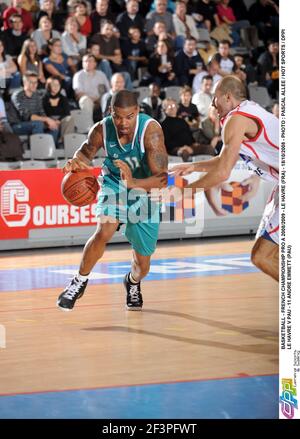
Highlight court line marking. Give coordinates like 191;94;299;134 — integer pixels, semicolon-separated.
0;373;278;398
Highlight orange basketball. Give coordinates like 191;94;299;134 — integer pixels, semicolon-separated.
61;170;100;206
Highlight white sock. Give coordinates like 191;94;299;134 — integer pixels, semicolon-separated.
129;272;139;284
77;273;89;282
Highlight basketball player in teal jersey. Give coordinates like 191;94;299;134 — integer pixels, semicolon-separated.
57;90;168;311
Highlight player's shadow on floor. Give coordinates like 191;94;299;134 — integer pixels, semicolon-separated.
83;309;278;355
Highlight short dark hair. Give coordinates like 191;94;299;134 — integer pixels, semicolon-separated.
219;39;231;47
111;90;138;108
82;53;97;62
10;13;22;23
100;19;113;29
202;74;213;82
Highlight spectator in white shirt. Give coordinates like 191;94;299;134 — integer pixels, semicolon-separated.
192;74;213;118
72;54;110;120
173;0;199;49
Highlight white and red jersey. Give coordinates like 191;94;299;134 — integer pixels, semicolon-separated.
220;100;279;183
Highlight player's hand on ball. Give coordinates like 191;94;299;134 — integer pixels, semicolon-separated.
63;157;92;174
169;163;196;177
239;174;260;202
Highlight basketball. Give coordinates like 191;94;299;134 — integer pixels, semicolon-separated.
61;170;100;206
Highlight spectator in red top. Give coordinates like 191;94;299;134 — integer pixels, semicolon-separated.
216;0;252;30
72;1;92;37
216;0;251;47
2;0;34;34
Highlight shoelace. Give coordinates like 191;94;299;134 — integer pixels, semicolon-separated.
128;284;140;302
64;279;83;300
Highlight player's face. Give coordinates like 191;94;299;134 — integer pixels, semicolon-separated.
111;105;139;136
212;88;232;118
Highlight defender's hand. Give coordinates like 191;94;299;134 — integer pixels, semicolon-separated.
169;163;196;177
240;175;260;202
205;184;232;216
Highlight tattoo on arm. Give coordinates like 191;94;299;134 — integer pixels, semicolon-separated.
76;122;103;162
145;124;168;174
151;151;168;170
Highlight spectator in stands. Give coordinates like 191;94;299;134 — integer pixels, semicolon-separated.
145;0;175;38
116;0;145;40
101;72;125;116
11;71;59;138
192;74;213;118
121;26;148;81
0;39;21;89
148;39;176;87
145;20;174;54
2;0;33;34
148;0;176;13
22;0;39;13
177;85;200;131
0;96;13;132
216;0;252;47
72;1;92;37
226;0;259;49
88;42;109;74
32;16;61;56
42;76;75;143
213;40;235;75
196;106;222;155
257;39;279;99
35;0;62;32
248;0;279;44
198;34;217;65
228;0;248;21
233;54;257;85
73;53;110;121
90;19;132;89
162;98;214;161
18;38;46;86
43;38;75;97
188;0;220;32
174;37;204;86
192;57;221;93
90;0;115;35
172;1;199;49
0;14;27;57
61;16;87;67
142;83;163;122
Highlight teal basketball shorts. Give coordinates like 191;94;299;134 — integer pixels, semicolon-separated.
95;182;160;256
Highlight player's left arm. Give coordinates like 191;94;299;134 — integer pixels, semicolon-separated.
115;121;168;191
186;115;248;193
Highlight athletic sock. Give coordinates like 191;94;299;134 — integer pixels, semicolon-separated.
129;272;139;284
77;273;89;282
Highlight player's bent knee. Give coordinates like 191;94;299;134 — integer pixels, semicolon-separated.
251;237;272;270
94;230;112;243
251;245;263;270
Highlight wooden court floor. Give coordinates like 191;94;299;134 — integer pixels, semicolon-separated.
0;238;278;398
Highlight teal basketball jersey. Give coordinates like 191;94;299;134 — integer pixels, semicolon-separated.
101;113;159;186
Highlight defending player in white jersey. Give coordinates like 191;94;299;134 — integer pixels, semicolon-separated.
172;75;279;281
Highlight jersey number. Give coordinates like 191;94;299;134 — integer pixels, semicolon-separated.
125;157;140;170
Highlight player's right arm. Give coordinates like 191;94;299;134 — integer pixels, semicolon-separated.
63;122;104;173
